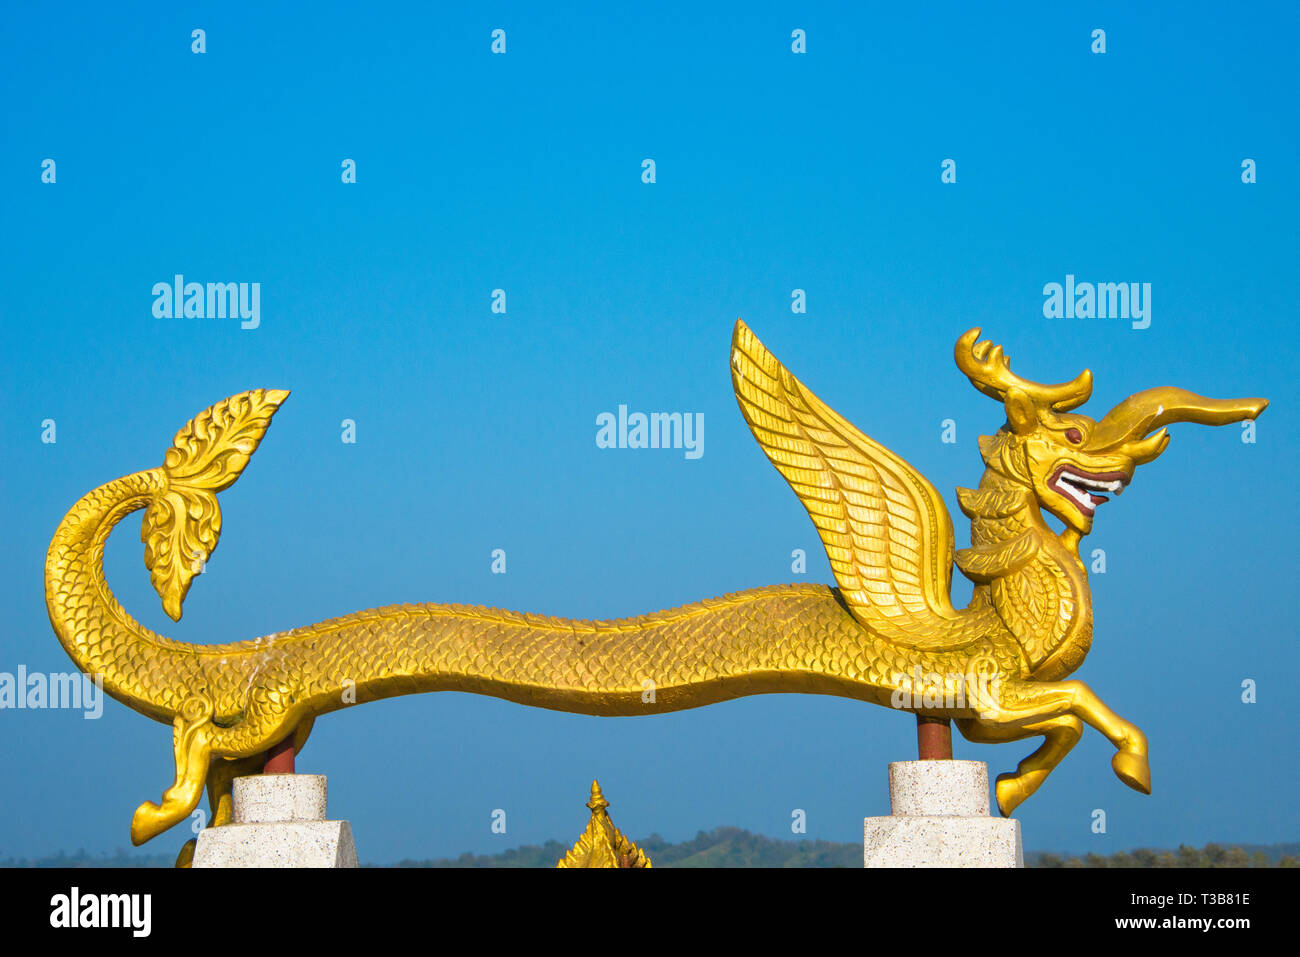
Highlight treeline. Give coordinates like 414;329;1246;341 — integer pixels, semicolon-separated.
394;829;1300;869
5;832;1298;868
396;827;862;868
1028;843;1299;868
0;848;175;868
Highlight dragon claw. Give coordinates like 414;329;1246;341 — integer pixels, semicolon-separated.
994;772;1029;817
1112;749;1152;794
130;801;170;846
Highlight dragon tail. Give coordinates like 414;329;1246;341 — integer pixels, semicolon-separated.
143;389;290;621
44;389;289;721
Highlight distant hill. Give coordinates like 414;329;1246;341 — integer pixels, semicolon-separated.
1;848;177;868
398;827;863;868
1026;842;1300;868
5;831;1297;868
400;830;1299;868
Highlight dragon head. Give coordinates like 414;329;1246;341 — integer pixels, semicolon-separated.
955;328;1268;537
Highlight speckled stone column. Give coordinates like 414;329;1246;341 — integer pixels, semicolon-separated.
192;774;358;868
864;760;1022;867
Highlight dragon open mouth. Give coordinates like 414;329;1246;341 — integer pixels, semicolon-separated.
1049;465;1129;517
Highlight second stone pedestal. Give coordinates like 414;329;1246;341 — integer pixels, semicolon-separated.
192;774;358;868
864;760;1022;868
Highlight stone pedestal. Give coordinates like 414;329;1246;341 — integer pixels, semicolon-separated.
192;774;358;868
863;760;1022;868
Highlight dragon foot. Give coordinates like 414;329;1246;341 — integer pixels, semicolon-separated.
1112;749;1152;795
994;770;1046;817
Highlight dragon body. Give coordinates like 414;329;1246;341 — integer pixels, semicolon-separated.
45;321;1267;859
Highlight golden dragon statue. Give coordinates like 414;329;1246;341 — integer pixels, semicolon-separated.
45;321;1266;861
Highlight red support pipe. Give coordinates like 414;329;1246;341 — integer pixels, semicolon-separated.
263;737;296;774
916;715;953;760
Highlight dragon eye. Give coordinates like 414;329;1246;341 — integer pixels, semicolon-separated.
1065;428;1083;444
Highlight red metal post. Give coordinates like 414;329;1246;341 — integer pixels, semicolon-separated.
916;715;953;760
263;736;296;774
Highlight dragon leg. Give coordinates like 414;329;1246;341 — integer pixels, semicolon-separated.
172;718;314;867
207;755;256;827
172;752;264;867
981;678;1150;805
292;715;315;755
129;698;300;847
956;713;1083;816
130;698;216;846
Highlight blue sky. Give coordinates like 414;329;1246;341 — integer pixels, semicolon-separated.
2;1;1297;864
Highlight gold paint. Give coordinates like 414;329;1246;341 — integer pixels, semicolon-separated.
557;781;651;868
44;322;1267;859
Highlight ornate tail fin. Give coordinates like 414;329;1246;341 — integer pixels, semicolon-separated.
142;389;290;621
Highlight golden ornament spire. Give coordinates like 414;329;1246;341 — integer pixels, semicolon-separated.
557;781;651;868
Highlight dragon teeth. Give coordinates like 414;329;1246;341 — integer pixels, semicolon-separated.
1060;472;1122;493
1057;480;1095;509
1054;470;1125;512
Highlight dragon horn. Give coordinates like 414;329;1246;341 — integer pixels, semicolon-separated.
1086;386;1268;463
954;328;1093;411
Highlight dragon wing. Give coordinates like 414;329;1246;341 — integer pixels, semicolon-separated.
731;320;975;649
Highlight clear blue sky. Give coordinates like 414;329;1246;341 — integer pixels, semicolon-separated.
2;1;1296;864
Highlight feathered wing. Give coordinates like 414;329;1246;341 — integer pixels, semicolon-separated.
731;319;979;649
